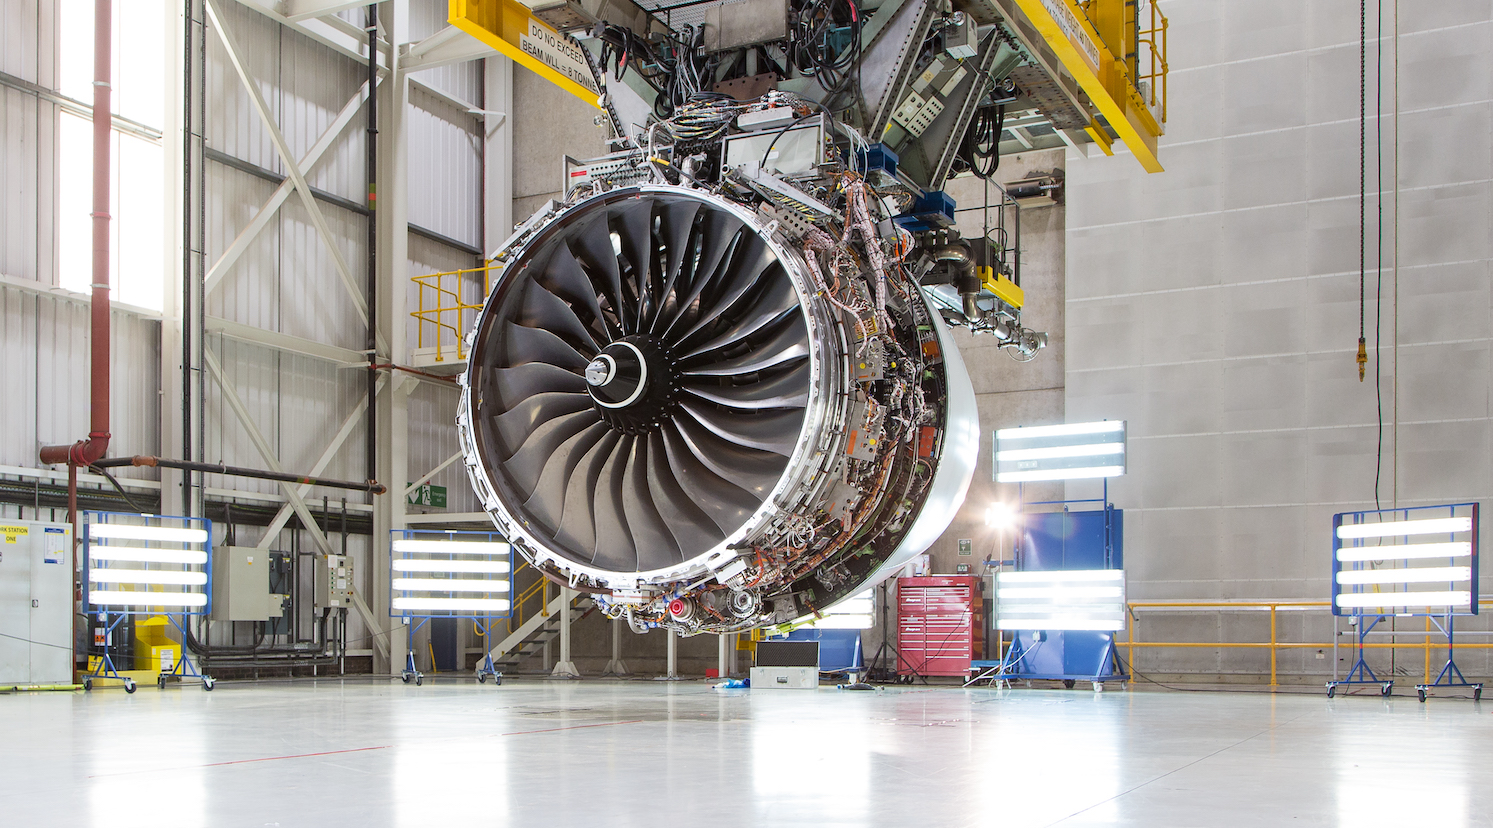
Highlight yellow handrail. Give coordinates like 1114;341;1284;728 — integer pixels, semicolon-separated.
409;263;500;362
1136;0;1168;124
506;560;553;635
1122;599;1493;688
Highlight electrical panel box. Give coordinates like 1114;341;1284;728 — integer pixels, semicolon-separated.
0;521;74;685
211;545;272;621
315;554;354;609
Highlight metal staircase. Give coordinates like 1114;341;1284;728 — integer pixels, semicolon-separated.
480;590;592;673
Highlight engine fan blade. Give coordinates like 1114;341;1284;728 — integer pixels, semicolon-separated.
671;411;788;498
501;323;590;371
520;421;610;532
589;435;638;570
678;400;804;457
503;408;601;491
659;210;743;337
681;360;810;410
651;199;702;330
645;431;726;555
491;392;593;455
574;216;629;336
552;431;621;555
615;199;657;331
542;243;618;343
518;281;601;352
620;438;682;568
679;314;809;377
673;234;776;345
490;361;586;405
659;423;761;535
677;268;798;358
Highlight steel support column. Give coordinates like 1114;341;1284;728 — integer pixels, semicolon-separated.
552;587;578;677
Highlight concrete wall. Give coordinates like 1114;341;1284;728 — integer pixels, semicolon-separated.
1064;1;1493;680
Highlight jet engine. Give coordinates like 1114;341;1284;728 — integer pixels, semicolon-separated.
458;96;1045;634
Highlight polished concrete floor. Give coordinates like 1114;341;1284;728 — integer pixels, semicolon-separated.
1;678;1489;827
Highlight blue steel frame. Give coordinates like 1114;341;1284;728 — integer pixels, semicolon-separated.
83;512;213;691
1327;502;1481;700
390;529;513;685
971;479;1128;688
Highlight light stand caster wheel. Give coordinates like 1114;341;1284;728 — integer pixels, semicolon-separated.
1417;689;1427;702
477;673;487;684
83;677;92;691
1475;687;1482;702
1326;685;1336;698
415;674;423;686
203;677;215;691
1381;683;1392;697
124;679;137;694
157;675;167;689
1063;679;1076;689
401;674;411;684
493;675;502;686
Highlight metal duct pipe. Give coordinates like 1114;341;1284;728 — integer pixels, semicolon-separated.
92;456;388;495
40;0;112;469
932;243;982;324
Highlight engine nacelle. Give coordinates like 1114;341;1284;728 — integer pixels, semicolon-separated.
458;181;977;634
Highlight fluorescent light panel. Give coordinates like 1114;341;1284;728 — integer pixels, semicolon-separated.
996;442;1123;462
811;615;873;629
998;569;1124;584
89;569;207;586
996;421;1124;440
827;598;873;615
392;578;511;593
1336;517;1472;540
392;539;510;556
89;548;208;566
1335;591;1471;609
391;597;512;612
997;617;1125;631
1336;567;1471;586
1336;541;1471;562
392;559;511;573
90;524;207;543
998;465;1124;483
89;591;208;608
999;586;1123;599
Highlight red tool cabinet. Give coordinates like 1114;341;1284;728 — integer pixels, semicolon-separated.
896;575;980;677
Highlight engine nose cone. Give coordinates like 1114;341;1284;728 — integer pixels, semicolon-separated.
585;355;614;387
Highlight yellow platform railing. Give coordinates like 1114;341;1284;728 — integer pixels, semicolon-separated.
506;560;553;636
409;263;499;363
1136;0;1169;125
1122;600;1493;689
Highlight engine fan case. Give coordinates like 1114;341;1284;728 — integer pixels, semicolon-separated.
457;184;976;610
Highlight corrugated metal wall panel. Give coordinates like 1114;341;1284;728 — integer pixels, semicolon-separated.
272;196;370;350
205;1;281;173
407;381;479;514
281;32;366;202
1;0;43;80
0;88;41;281
406;0;483;106
204;164;281;331
0;286;159;478
407;88;483;249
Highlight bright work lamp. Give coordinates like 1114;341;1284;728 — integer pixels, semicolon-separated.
1332;506;1479;615
995;421;1126;482
996;569;1126;631
85;513;212;613
390;531;512;616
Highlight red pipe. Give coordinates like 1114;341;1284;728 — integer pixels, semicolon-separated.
40;0;112;469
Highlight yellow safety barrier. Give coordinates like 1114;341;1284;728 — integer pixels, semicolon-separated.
409;264;499;364
1123;600;1493;689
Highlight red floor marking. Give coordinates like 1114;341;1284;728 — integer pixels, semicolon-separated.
88;745;391;778
497;719;643;736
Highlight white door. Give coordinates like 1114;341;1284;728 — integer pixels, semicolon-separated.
31;526;74;684
0;525;34;685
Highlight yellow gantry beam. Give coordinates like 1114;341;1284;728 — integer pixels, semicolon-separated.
450;0;602;108
1011;0;1164;172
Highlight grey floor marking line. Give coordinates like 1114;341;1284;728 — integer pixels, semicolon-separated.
1044;708;1321;827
